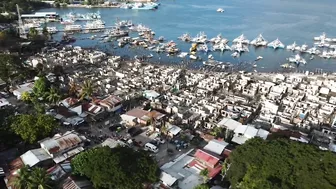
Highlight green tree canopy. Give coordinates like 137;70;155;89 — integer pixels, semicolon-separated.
71;146;161;189
227;138;336;189
0;106;20;149
11;166;52;189
33;76;50;99
11;114;58;144
194;184;210;189
0;54;23;83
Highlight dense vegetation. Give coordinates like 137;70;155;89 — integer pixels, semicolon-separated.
71;146;161;189
11;165;53;189
227;138;336;189
0;0;49;14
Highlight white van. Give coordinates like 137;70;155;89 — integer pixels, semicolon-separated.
144;143;159;153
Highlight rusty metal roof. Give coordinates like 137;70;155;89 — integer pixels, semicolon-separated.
40;131;83;155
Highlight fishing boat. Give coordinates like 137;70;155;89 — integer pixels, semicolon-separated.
197;44;210;53
217;8;224;13
310;55;314;60
108;29;129;38
256;56;263;61
298;44;309;52
189;54;198;60
64;24;82;31
208;54;214;60
281;63;295;69
191;31;208;43
178;52;188;58
231;52;240;58
315;41;330;48
60;19;74;25
212;43;231;52
210;34;223;44
116;20;133;28
286;41;299;51
158;36;165;42
267;38;285;49
233;34;250;44
250;34;268;46
314;32;331;42
178;33;191;42
131;2;159;10
231;42;249;53
306;46;321;55
120;3;133;9
288;54;307;64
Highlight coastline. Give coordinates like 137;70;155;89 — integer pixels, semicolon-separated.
66;4;120;8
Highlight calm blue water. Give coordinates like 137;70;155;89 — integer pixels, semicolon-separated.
41;0;336;72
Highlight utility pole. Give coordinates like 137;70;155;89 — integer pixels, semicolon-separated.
16;4;27;39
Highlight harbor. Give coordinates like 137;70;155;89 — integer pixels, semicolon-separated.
19;0;336;72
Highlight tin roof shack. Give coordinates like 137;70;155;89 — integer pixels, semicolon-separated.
39;131;86;164
62;176;94;189
121;108;150;126
203;139;229;157
99;95;123;112
12;82;34;100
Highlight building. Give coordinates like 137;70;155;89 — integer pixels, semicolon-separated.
12;83;34;100
39;131;86;164
231;125;269;145
120;108;150;126
99;95;123;113
203;139;229;156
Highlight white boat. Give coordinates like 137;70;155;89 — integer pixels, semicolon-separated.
217;8;224;13
231;52;240;58
178;52;188;58
288;54;307;64
250;34;268;46
189;54;198;60
233;34;250;44
314;32;331;42
310;55;314;60
213;43;231;52
83;20;105;30
197;44;210;52
306;46;321;55
267;38;285;49
64;24;82;31
231;42;249;53
281;63;295;69
320;50;332;59
286;41;299;51
60;19;74;25
210;34;222;43
208;54;214;60
299;44;309;52
191;31;208;43
178;33;191;42
256;56;263;60
315;41;330;48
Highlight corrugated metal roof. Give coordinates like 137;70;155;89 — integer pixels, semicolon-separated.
20;148;51;167
203;139;228;155
194;149;220;166
40;131;82;155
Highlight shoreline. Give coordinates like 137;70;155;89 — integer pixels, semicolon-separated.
66;4;120;8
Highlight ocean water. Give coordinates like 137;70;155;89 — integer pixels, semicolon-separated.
41;0;336;72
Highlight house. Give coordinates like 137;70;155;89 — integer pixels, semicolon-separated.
101;138;126;149
203;139;229;156
217;118;242;131
0;98;9;108
82;103;106;121
231;125;269;145
188;149;222;179
99;95;123;113
160;150;203;189
20;148;53;167
39;131;86;164
60;97;80;108
143;90;160;100
12;82;34;99
167;124;182;138
63;176;94;189
120;108;150;126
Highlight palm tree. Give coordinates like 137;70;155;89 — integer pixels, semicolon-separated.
29;167;52;189
199;168;209;183
221;159;229;181
45;87;61;105
11;165;31;189
68;81;78;97
80;80;94;100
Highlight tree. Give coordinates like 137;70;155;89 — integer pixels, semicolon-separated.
71;146;160;189
21;91;32;102
194;184;210;189
0;54;23;83
200;168;209;183
80;80;94;100
42;25;49;39
221;159;229;181
28;27;39;40
45;87;61;104
68;81;78;97
0;106;19;150
227;138;336;189
210;126;226;138
29;167;52;189
11;166;52;189
11;114;58;143
11;165;31;189
33;76;50;99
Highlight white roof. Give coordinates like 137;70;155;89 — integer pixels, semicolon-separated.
160;172;177;187
168;124;182;136
234;125;258;139
143;90;160;99
0;98;9;107
217;118;242;130
231;136;249;145
101;138;126;149
178;174;202;189
203;139;228;155
20;148;52;167
256;129;270;139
